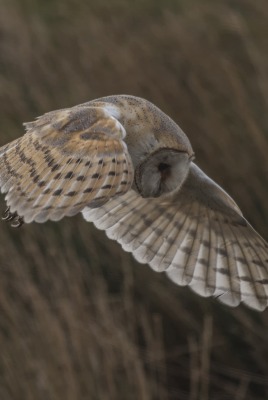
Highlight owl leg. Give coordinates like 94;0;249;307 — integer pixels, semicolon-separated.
2;207;24;228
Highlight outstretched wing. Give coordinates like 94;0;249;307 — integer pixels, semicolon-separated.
0;105;133;223
83;163;268;311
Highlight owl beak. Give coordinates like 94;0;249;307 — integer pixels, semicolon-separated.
189;152;195;161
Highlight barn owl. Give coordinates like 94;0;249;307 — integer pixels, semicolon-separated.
0;95;268;311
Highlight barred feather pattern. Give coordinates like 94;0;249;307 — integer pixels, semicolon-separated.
83;163;268;311
0;105;133;223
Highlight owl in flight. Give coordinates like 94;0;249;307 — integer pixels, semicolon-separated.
0;95;267;310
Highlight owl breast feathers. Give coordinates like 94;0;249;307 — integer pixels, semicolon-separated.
0;95;268;311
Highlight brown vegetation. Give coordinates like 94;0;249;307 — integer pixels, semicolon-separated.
0;0;267;399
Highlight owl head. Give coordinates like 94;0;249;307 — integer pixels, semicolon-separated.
134;148;192;198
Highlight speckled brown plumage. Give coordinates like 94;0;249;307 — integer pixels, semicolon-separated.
1;95;268;311
0;104;133;222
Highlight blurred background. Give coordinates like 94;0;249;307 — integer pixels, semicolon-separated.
0;0;268;399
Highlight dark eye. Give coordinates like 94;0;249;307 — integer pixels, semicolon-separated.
158;162;171;180
158;163;170;172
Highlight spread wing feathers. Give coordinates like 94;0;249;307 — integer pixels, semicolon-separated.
0;106;133;223
83;163;268;311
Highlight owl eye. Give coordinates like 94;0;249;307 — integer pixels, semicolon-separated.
158;162;169;171
158;163;171;180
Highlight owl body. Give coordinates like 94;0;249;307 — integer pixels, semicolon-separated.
86;96;194;198
86;96;194;164
1;95;268;311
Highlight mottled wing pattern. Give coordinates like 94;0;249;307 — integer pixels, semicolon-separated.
0;106;133;223
83;163;268;311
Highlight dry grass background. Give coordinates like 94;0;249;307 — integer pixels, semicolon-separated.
0;0;268;399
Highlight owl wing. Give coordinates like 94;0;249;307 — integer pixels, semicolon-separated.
0;106;133;223
83;163;268;311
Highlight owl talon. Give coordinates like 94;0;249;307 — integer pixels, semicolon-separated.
2;207;12;221
5;213;17;222
11;216;24;228
2;207;24;228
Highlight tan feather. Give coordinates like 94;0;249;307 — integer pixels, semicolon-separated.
0;105;133;223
